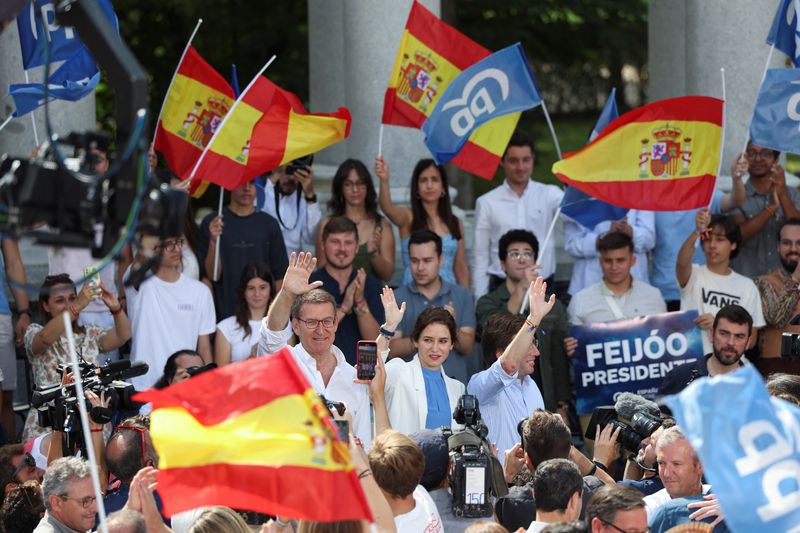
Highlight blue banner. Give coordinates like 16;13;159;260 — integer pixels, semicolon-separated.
667;365;800;532
749;68;800;155
16;0;118;70
767;0;800;65
421;43;541;164
571;310;703;414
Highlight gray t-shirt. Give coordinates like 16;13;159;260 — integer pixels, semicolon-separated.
729;180;800;279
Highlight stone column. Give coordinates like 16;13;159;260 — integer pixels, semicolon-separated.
308;0;439;190
0;20;95;159
649;0;781;172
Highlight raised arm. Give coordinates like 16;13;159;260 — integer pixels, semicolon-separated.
720;154;747;212
97;283;131;352
375;156;412;231
676;208;708;288
30;284;94;356
2;239;30;344
376;286;406;356
498;278;555;375
267;252;324;332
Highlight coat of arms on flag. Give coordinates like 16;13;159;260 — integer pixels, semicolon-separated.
638;125;693;179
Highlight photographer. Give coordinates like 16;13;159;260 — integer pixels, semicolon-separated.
24;274;130;441
153;350;207;389
619;419;675;496
467;278;555;460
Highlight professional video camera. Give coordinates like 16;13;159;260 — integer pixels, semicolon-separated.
33;359;148;456
0;1;186;264
443;395;508;519
585;392;662;452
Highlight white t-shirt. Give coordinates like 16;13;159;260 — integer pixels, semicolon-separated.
680;264;766;353
394;486;443;533
216;316;261;363
129;273;216;389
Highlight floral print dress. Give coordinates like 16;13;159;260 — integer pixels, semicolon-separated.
22;323;107;441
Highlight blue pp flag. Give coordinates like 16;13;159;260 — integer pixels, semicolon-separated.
667;365;800;532
767;0;800;65
10;0;118;117
421;42;541;164
749;68;800;155
560;89;629;227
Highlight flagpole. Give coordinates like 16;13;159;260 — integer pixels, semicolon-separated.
740;43;775;155
152;18;203;147
711;67;727;210
540;100;562;160
63;312;109;533
188;54;277;181
22;70;39;146
0;115;12;134
519;207;561;314
377;124;384;156
196;54;277;281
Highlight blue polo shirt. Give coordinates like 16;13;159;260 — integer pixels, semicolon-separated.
394;278;476;384
309;268;385;366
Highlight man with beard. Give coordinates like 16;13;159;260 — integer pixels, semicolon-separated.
756;219;800;357
309;216;383;364
658;305;752;395
729;142;800;279
262;161;322;258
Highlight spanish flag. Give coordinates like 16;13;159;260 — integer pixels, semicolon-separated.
382;1;519;179
134;349;372;521
552;96;724;211
191;75;351;190
153;46;234;197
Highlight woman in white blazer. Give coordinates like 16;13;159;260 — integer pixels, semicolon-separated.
376;287;465;435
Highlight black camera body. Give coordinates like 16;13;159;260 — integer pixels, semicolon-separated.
445;395;508;518
286;154;314;175
585;405;661;452
33;359;148;456
781;332;800;359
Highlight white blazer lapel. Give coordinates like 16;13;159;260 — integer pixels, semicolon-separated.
411;355;428;430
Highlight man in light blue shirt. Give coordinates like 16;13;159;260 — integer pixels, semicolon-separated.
467;278;555;459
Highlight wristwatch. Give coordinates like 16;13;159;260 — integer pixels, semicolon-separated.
304;194;317;203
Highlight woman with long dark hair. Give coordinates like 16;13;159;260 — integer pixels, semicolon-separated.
214;261;275;365
316;159;396;281
376;157;469;288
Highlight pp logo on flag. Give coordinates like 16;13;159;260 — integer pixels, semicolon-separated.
785;80;800;129
441;69;509;136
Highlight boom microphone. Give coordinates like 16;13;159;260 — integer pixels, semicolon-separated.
614;392;660;421
109;360;149;381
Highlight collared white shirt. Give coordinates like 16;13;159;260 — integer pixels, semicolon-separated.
473;178;563;298
467;359;544;460
563;209;656;295
261;180;322;258
259;319;372;448
567;279;666;326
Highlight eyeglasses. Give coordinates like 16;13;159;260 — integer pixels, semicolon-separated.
12;453;36;484
296;317;336;329
157;238;185;252
599;518;649;533
60;494;97;509
115;425;147;467
507;250;535;261
745;149;775;160
343;180;367;190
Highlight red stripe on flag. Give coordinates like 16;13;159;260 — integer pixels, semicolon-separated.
135;349;314;426
157;463;372;522
451;140;501;180
382;90;430;127
176;46;235;97
555;173;717;211
405;2;488;68
154;125;203;179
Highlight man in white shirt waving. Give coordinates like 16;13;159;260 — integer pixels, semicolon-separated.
260;252;371;447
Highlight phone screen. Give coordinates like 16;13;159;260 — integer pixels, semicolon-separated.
356;341;378;380
333;419;349;441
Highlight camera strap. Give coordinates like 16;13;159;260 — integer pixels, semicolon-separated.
448;432;509;498
274;187;302;231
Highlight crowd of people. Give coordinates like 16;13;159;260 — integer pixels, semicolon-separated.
0;129;796;532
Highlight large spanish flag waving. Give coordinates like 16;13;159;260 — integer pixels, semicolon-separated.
383;1;519;179
134;349;372;521
153;46;234;197
552;96;724;211
191;74;351;190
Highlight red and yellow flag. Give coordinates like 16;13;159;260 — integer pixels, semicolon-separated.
153;46;233;197
552;96;724;211
191;76;351;191
134;349;371;521
382;1;519;179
